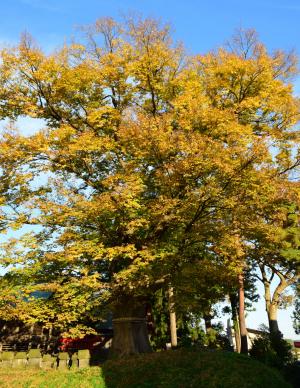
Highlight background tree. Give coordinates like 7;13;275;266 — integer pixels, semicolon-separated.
293;282;300;334
248;204;300;336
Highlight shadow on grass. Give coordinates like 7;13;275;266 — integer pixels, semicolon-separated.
101;349;291;388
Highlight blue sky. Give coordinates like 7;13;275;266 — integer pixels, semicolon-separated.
0;0;299;340
1;1;300;55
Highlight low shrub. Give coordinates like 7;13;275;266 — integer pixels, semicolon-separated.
249;329;294;369
78;349;91;359
15;352;27;359
1;352;14;360
58;352;69;360
283;361;300;388
28;349;42;358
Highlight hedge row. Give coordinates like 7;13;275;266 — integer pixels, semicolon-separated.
0;349;90;369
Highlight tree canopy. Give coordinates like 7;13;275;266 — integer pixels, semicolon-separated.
0;18;299;347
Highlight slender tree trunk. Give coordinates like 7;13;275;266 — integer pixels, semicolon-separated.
259;264;298;362
204;312;212;332
259;264;299;338
238;272;248;354
230;293;241;353
168;286;177;348
260;265;283;337
110;297;152;358
204;310;215;347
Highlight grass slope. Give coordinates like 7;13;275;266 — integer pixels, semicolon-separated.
103;349;290;388
0;350;290;387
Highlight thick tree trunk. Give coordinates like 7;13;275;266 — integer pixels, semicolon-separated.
230;293;241;353
238;272;248;354
268;304;280;336
168;287;177;348
110;298;152;358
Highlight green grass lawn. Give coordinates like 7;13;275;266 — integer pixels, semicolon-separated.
0;368;104;388
0;350;291;387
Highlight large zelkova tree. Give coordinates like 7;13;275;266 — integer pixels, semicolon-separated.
0;19;299;357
